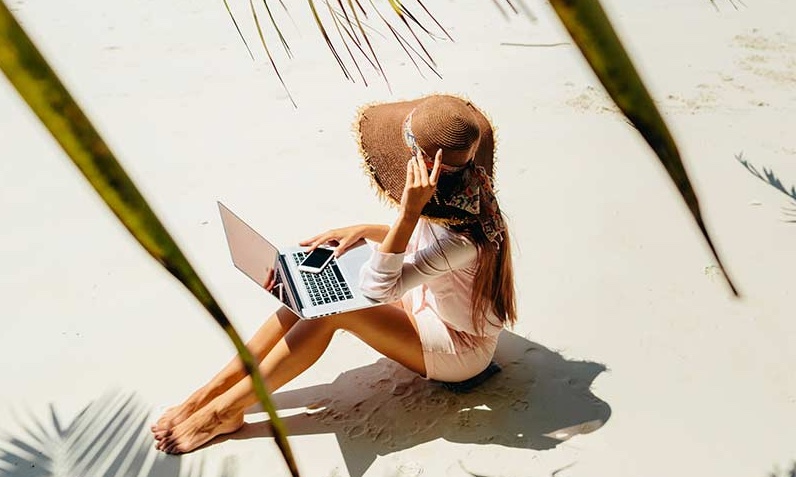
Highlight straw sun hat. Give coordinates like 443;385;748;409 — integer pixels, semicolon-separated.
356;94;505;246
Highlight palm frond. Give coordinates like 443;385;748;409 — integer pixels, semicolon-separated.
347;0;390;85
223;0;255;60
416;1;452;41
0;4;299;475
326;0;369;85
366;0;441;80
308;0;355;81
228;1;448;96
250;0;297;107
224;0;739;295
547;0;739;296
261;0;292;56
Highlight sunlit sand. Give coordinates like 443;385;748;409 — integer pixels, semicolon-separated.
1;0;794;475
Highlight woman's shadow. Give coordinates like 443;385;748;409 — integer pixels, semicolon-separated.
223;330;611;477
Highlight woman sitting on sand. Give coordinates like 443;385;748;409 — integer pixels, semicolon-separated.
152;94;517;454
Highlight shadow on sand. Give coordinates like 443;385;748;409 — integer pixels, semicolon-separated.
0;332;610;477
224;330;612;477
0;391;217;477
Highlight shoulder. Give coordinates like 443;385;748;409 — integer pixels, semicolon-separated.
425;222;478;265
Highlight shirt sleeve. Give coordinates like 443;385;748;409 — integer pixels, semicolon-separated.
358;234;477;303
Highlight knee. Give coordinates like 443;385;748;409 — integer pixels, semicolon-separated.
306;314;343;336
321;310;366;335
276;306;301;327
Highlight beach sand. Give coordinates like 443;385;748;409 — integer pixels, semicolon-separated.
1;0;794;475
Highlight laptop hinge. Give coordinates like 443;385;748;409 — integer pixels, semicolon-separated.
277;254;304;312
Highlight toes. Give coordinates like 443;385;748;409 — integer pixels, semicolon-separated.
158;437;173;452
164;440;181;455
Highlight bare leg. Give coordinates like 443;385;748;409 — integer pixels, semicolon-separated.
155;304;424;454
151;306;301;432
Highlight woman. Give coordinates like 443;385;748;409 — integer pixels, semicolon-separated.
152;94;516;454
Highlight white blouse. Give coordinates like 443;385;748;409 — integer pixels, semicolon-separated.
358;219;503;338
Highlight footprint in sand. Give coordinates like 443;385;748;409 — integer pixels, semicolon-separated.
565;84;620;114
663;83;721;113
733;30;796;85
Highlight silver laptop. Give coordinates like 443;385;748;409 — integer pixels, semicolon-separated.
217;202;379;319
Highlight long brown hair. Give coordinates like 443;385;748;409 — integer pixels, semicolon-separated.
452;213;517;333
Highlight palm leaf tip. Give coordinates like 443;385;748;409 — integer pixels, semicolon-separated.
548;0;739;296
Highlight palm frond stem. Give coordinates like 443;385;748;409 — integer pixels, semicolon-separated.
249;0;297;107
308;0;354;80
223;0;255;60
326;0;368;84
261;0;293;56
416;0;453;41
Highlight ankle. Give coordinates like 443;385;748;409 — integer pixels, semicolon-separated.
209;393;249;419
190;377;230;408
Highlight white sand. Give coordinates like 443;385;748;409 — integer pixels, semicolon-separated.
1;0;794;476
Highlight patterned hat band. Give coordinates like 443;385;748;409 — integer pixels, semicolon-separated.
403;110;506;248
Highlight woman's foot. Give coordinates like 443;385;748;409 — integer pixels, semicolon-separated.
151;400;200;434
151;383;228;434
154;404;244;454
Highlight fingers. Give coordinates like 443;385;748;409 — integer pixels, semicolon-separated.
429;149;442;185
333;240;350;258
299;233;322;247
301;232;333;251
406;157;416;186
417;156;429;187
263;269;274;290
409;150;428;187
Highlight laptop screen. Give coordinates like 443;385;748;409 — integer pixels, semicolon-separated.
218;202;280;291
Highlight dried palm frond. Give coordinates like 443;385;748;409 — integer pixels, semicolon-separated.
232;0;449;98
228;0;740;296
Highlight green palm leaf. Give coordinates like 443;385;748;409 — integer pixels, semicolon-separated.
234;0;739;296
547;0;739;296
0;3;299;476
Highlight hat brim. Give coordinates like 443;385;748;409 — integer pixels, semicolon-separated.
355;95;495;223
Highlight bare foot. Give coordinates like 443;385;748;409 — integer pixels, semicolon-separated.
151;401;199;434
155;404;244;454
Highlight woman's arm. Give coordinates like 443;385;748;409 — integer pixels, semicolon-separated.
360;230;477;303
361;224;391;243
378;210;420;254
379;149;442;254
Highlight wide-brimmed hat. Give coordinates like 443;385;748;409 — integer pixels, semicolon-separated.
356;94;499;229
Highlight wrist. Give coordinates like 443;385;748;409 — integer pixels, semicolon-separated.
398;207;422;222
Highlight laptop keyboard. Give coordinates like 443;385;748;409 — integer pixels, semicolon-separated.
291;252;354;307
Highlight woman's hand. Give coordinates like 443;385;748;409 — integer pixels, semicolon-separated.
300;225;370;257
400;149;442;218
